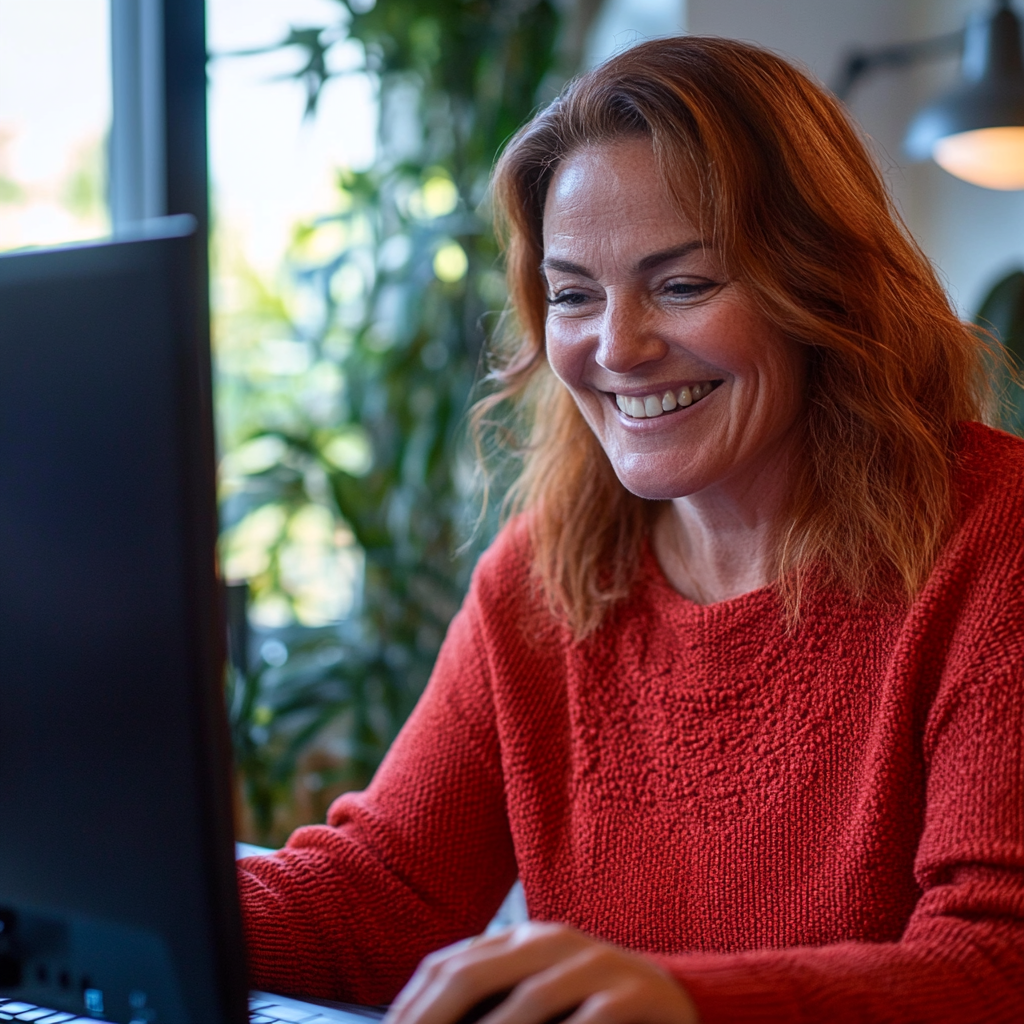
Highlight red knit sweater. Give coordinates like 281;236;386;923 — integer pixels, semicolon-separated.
238;422;1024;1022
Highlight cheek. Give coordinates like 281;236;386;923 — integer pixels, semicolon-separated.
544;322;586;390
723;315;805;402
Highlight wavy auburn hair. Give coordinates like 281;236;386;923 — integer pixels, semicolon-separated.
477;35;995;637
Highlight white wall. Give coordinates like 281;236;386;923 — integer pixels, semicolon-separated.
586;0;685;67
686;0;1024;315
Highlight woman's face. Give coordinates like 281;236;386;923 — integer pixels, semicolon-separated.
542;137;807;503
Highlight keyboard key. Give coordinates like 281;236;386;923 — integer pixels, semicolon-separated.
249;1001;275;1010
257;1007;320;1022
0;1008;35;1016
14;1012;54;1021
249;1016;275;1023
37;1014;78;1023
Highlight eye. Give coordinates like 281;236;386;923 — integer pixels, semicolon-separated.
546;290;589;307
663;279;717;299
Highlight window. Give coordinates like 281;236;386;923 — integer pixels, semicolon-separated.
0;0;111;251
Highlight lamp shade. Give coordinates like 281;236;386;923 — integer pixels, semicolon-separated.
905;0;1024;188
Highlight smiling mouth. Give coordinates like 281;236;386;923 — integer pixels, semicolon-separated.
612;380;723;420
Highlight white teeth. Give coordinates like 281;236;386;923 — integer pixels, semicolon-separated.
614;381;715;419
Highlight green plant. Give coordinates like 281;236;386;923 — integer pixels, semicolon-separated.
973;269;1024;434
216;0;605;845
226;625;374;841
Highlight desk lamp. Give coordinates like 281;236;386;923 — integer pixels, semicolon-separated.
837;0;1024;190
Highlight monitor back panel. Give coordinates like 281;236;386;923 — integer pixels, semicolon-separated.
0;227;246;1024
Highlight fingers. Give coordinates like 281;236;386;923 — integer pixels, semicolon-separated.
487;944;696;1024
384;924;699;1024
485;946;609;1024
564;978;695;1024
385;924;590;1024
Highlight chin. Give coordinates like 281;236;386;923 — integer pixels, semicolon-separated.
610;464;696;502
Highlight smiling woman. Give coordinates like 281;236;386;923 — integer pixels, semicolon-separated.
540;139;807;604
237;36;1024;1024
487;38;998;635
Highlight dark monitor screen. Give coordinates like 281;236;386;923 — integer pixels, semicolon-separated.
0;223;247;1024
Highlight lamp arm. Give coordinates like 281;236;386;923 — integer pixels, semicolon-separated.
832;29;965;102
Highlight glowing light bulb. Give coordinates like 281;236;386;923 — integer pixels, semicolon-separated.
932;125;1024;189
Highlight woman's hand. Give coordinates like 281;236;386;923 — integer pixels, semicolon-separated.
383;922;699;1024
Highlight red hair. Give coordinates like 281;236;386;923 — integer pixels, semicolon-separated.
476;36;996;637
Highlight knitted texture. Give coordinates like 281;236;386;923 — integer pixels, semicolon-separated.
238;422;1024;1022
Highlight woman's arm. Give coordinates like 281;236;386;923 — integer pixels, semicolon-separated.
237;592;519;1005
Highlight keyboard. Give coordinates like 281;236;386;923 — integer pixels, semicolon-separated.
0;992;385;1023
0;999;88;1022
249;990;385;1023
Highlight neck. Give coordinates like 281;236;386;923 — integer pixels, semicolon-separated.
652;440;797;606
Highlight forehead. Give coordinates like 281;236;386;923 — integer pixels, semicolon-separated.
542;137;699;257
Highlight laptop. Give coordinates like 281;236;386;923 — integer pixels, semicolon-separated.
0;222;385;1024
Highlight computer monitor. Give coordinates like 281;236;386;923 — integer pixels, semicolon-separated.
0;222;247;1023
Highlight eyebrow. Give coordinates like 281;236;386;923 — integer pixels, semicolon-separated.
636;240;706;273
539;256;592;277
539;240;707;279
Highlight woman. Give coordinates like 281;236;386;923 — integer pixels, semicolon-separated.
239;37;1024;1023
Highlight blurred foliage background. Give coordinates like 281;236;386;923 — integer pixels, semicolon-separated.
216;0;604;845
974;270;1024;434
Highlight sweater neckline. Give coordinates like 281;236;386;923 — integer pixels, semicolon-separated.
639;538;780;617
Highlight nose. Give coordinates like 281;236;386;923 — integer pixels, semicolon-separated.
594;295;669;374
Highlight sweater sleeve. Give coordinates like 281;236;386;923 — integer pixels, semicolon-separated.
651;547;1024;1022
236;586;518;1006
